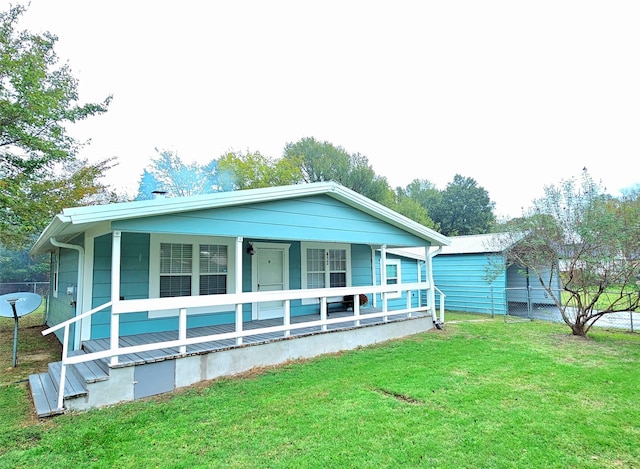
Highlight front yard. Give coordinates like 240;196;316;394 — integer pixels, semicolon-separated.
1;312;639;468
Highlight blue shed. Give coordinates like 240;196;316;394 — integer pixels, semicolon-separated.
390;233;561;316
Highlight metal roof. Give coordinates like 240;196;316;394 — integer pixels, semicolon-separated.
388;232;521;260
30;182;450;256
436;233;517;255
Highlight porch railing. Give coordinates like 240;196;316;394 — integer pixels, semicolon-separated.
42;282;444;411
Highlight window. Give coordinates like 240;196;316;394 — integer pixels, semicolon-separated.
301;243;350;303
199;244;228;295
150;235;234;317
160;243;193;297
385;258;402;299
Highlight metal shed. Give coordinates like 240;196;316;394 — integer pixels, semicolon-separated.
390;233;561;316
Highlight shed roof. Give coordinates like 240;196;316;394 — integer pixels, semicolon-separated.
436;233;518;255
31;181;450;256
388;232;521;260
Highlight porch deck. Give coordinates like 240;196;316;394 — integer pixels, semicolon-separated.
30;307;435;417
83;308;389;367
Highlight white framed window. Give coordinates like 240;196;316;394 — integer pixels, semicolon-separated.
385;258;402;299
301;242;351;304
149;234;235;317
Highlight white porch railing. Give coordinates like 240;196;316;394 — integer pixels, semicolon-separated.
42;282;445;411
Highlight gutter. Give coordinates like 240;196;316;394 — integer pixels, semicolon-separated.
427;246;443;329
49;237;84;349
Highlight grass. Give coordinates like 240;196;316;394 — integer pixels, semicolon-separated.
1;312;639;468
562;287;640;312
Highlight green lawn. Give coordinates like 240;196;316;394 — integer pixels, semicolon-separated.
1;313;639;468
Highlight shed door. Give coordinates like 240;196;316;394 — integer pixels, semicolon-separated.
252;243;290;320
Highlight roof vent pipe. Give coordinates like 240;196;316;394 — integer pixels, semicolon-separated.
151;190;167;199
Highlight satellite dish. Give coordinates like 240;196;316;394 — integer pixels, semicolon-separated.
0;292;42;367
0;292;42;318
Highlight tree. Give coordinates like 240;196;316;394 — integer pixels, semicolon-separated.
400;179;442;211
429;174;496;236
282;137;349;184
504;171;640;337
217;150;303;190
135;149;220;199
0;244;48;282
282;137;394;205
390;194;437;229
0;4;112;247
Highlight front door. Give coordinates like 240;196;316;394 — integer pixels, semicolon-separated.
252;243;290;320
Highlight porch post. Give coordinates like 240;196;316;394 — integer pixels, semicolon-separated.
370;246;378;308
425;246;436;321
284;300;291;337
110;231;122;366
235;237;243;345
179;308;187;355
381;244;388;320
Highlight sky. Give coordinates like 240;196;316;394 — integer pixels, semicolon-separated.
11;0;640;219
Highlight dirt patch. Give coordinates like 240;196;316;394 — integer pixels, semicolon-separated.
376;387;424;405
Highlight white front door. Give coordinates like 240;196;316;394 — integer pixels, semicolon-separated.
252;243;290;320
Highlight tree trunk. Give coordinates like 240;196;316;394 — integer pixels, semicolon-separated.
570;322;588;337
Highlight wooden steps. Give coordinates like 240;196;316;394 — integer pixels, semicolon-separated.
28;350;110;418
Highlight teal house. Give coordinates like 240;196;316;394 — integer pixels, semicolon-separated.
28;182;449;416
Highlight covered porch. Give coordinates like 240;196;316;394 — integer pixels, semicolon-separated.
30;284;443;417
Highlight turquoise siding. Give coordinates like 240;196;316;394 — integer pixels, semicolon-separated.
374;253;423;310
112;195;428;247
432;253;508;315
87;233;379;339
91;233;154;339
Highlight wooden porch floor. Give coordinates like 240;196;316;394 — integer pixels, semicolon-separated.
82;308;407;367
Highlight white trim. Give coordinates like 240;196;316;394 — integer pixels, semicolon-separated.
251;242;291;319
300;242;351;305
385;258;402;299
148;234;236;318
52;249;60;299
31;182;450;257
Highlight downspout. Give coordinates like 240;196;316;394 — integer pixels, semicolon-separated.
50;237;84;350
427;246;443;329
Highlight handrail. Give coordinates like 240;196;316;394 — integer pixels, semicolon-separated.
434;286;446;324
42;301;113;336
44;282;438;412
112;283;430;314
61;306;428;366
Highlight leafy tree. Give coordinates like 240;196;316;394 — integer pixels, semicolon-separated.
397;179;441;223
217;150;303;190
0;4;112;248
135;149;220;199
0;244;48;282
283;137;349;184
282;137;394;205
429;174;495;236
390;194;437;229
504;171;640;337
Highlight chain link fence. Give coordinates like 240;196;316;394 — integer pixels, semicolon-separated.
0;281;49;297
437;283;638;332
0;282;50;324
